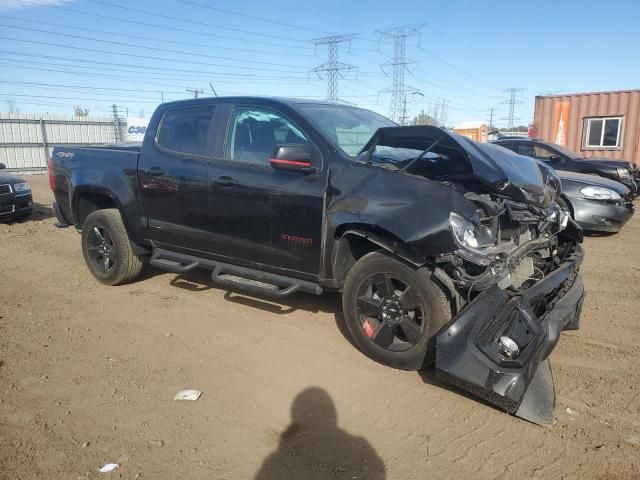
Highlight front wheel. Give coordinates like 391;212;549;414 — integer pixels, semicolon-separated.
342;252;451;371
81;209;144;286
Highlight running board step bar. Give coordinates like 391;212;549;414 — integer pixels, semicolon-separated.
150;248;322;298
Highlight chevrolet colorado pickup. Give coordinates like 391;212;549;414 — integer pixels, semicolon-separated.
50;97;585;424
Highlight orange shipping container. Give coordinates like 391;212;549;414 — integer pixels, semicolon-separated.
533;89;640;165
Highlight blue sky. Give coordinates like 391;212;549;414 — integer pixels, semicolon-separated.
0;0;639;126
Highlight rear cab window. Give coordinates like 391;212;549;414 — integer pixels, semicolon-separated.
156;106;216;156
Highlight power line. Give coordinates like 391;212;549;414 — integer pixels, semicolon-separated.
0;37;309;74
0;15;315;58
377;24;425;125
83;0;310;43
0;24;312;69
310;35;357;103
0;52;311;80
45;5;315;50
417;46;501;91
176;0;334;35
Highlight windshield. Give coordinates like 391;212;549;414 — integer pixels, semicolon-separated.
551;143;581;159
297;104;396;156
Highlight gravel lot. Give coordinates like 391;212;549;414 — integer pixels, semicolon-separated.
1;175;639;479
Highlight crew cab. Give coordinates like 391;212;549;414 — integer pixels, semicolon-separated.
50;97;585;424
493;137;639;195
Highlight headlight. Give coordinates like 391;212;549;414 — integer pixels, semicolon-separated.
617;168;630;179
449;212;496;254
580;185;621;201
13;182;31;193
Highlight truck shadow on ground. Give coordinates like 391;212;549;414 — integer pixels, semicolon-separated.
163;268;509;420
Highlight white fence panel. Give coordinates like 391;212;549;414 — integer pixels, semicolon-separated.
0;113;125;173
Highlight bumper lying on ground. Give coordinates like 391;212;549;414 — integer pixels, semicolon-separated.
435;246;585;425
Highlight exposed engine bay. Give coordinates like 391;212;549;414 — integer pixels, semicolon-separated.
358;125;581;303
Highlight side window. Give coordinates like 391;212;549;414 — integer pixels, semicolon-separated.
157;106;215;156
516;144;536;157
226;107;308;166
533;145;556;159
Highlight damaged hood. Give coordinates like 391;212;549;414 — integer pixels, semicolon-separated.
362;126;561;208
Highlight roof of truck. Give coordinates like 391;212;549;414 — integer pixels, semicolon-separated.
160;96;361;108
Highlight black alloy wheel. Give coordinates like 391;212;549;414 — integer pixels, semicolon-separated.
356;273;426;352
342;251;451;370
86;225;116;274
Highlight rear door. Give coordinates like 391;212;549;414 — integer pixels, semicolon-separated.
207;103;326;277
139;103;225;254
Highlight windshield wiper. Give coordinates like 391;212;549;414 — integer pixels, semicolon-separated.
398;134;445;172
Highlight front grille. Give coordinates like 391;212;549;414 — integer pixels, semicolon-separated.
0;204;15;215
0;184;12;195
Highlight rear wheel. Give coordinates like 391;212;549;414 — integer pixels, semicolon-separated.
342;251;451;370
81;209;144;285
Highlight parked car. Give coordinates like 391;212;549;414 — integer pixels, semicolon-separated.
557;171;634;233
50;97;585;424
0;163;33;221
493;137;639;195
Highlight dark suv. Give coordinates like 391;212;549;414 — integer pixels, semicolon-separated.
0;163;33;221
493;137;639;194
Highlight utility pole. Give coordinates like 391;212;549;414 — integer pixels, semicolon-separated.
209;82;218;97
186;88;204;98
501;88;524;130
377;24;424;125
160;91;164;103
112;104;122;143
309;34;357;103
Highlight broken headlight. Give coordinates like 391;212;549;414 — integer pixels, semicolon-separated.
449;212;497;265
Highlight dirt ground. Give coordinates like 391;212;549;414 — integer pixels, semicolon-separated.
1;176;639;480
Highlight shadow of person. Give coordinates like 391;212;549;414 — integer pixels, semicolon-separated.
255;387;386;480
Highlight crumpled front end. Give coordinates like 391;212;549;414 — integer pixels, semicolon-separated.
434;191;585;425
435;244;584;424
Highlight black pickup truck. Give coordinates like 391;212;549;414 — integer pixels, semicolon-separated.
50;97;585;424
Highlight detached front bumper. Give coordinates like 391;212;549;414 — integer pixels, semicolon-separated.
435;245;585;425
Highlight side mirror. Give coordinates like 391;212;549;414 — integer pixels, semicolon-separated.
0;163;5;169
549;155;562;163
270;144;315;174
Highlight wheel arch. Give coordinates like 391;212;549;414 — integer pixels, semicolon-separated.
71;187;147;254
558;193;575;218
72;186;120;227
330;224;427;288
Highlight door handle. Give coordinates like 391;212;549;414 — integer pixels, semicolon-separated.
145;167;165;176
213;176;237;187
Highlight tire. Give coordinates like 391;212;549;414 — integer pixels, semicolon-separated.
81;208;144;286
342;251;451;371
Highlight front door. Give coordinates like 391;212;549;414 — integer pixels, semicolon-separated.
208;105;325;277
